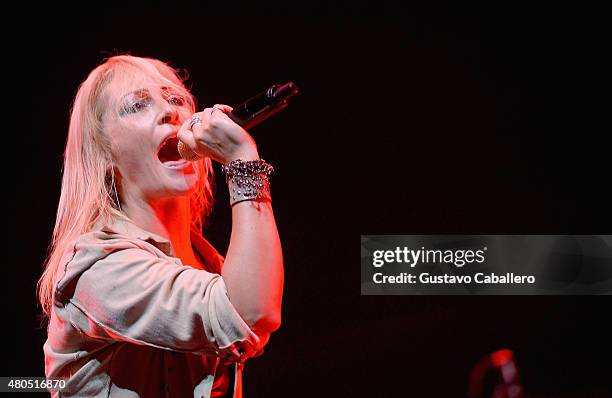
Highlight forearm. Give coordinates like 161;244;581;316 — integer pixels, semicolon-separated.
221;199;284;333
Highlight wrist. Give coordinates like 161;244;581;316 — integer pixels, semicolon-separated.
226;147;259;164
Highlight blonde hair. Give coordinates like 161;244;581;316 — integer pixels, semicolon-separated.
37;54;215;321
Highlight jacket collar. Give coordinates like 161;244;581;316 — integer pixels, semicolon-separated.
93;216;225;274
98;216;174;255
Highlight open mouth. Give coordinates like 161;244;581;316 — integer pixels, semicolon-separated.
157;136;183;164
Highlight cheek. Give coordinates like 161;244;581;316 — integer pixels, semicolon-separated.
107;129;157;186
109;125;152;160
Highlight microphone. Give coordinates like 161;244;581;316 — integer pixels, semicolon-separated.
178;82;299;161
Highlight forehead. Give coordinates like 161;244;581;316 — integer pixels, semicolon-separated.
105;63;186;102
107;74;167;101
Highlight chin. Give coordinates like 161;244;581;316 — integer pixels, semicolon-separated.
167;175;200;196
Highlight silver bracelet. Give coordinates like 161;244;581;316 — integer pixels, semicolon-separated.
221;159;274;206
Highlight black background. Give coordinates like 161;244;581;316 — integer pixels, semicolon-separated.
9;5;612;397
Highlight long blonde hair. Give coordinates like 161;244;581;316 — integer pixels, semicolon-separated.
37;55;215;321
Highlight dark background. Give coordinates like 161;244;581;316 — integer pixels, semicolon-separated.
10;5;612;397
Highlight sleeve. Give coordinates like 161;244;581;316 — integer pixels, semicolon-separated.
61;237;267;361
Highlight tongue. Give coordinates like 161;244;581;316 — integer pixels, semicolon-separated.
158;137;182;163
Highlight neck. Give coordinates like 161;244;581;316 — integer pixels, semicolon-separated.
122;194;196;262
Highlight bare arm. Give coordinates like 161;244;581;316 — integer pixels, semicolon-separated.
178;104;284;335
222;196;284;334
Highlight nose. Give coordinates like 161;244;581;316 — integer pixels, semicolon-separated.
158;107;180;125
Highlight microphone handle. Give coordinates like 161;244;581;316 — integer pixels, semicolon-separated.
228;82;297;129
228;100;289;130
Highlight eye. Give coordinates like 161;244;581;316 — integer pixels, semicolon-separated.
120;98;152;116
129;101;149;112
167;94;186;107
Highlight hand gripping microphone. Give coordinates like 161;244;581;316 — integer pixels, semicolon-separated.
177;82;299;161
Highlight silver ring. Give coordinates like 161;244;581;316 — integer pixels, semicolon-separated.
189;116;202;130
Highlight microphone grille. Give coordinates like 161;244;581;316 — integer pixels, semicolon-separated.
177;141;203;161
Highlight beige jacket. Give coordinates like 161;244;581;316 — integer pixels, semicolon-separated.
44;217;267;397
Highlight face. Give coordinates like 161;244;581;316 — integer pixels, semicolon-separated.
102;72;198;204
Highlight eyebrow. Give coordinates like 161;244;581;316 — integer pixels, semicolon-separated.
119;88;151;103
161;86;183;96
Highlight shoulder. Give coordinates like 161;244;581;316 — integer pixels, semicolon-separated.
75;229;162;255
54;229;162;305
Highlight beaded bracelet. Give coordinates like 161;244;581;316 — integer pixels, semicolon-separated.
221;159;274;206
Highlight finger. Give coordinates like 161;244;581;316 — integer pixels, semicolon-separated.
191;108;215;148
213;103;233;112
201;107;214;123
203;106;225;130
177;116;200;154
211;104;234;117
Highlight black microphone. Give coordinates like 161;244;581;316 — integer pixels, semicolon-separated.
178;82;299;161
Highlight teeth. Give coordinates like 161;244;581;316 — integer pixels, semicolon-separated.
162;159;188;168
